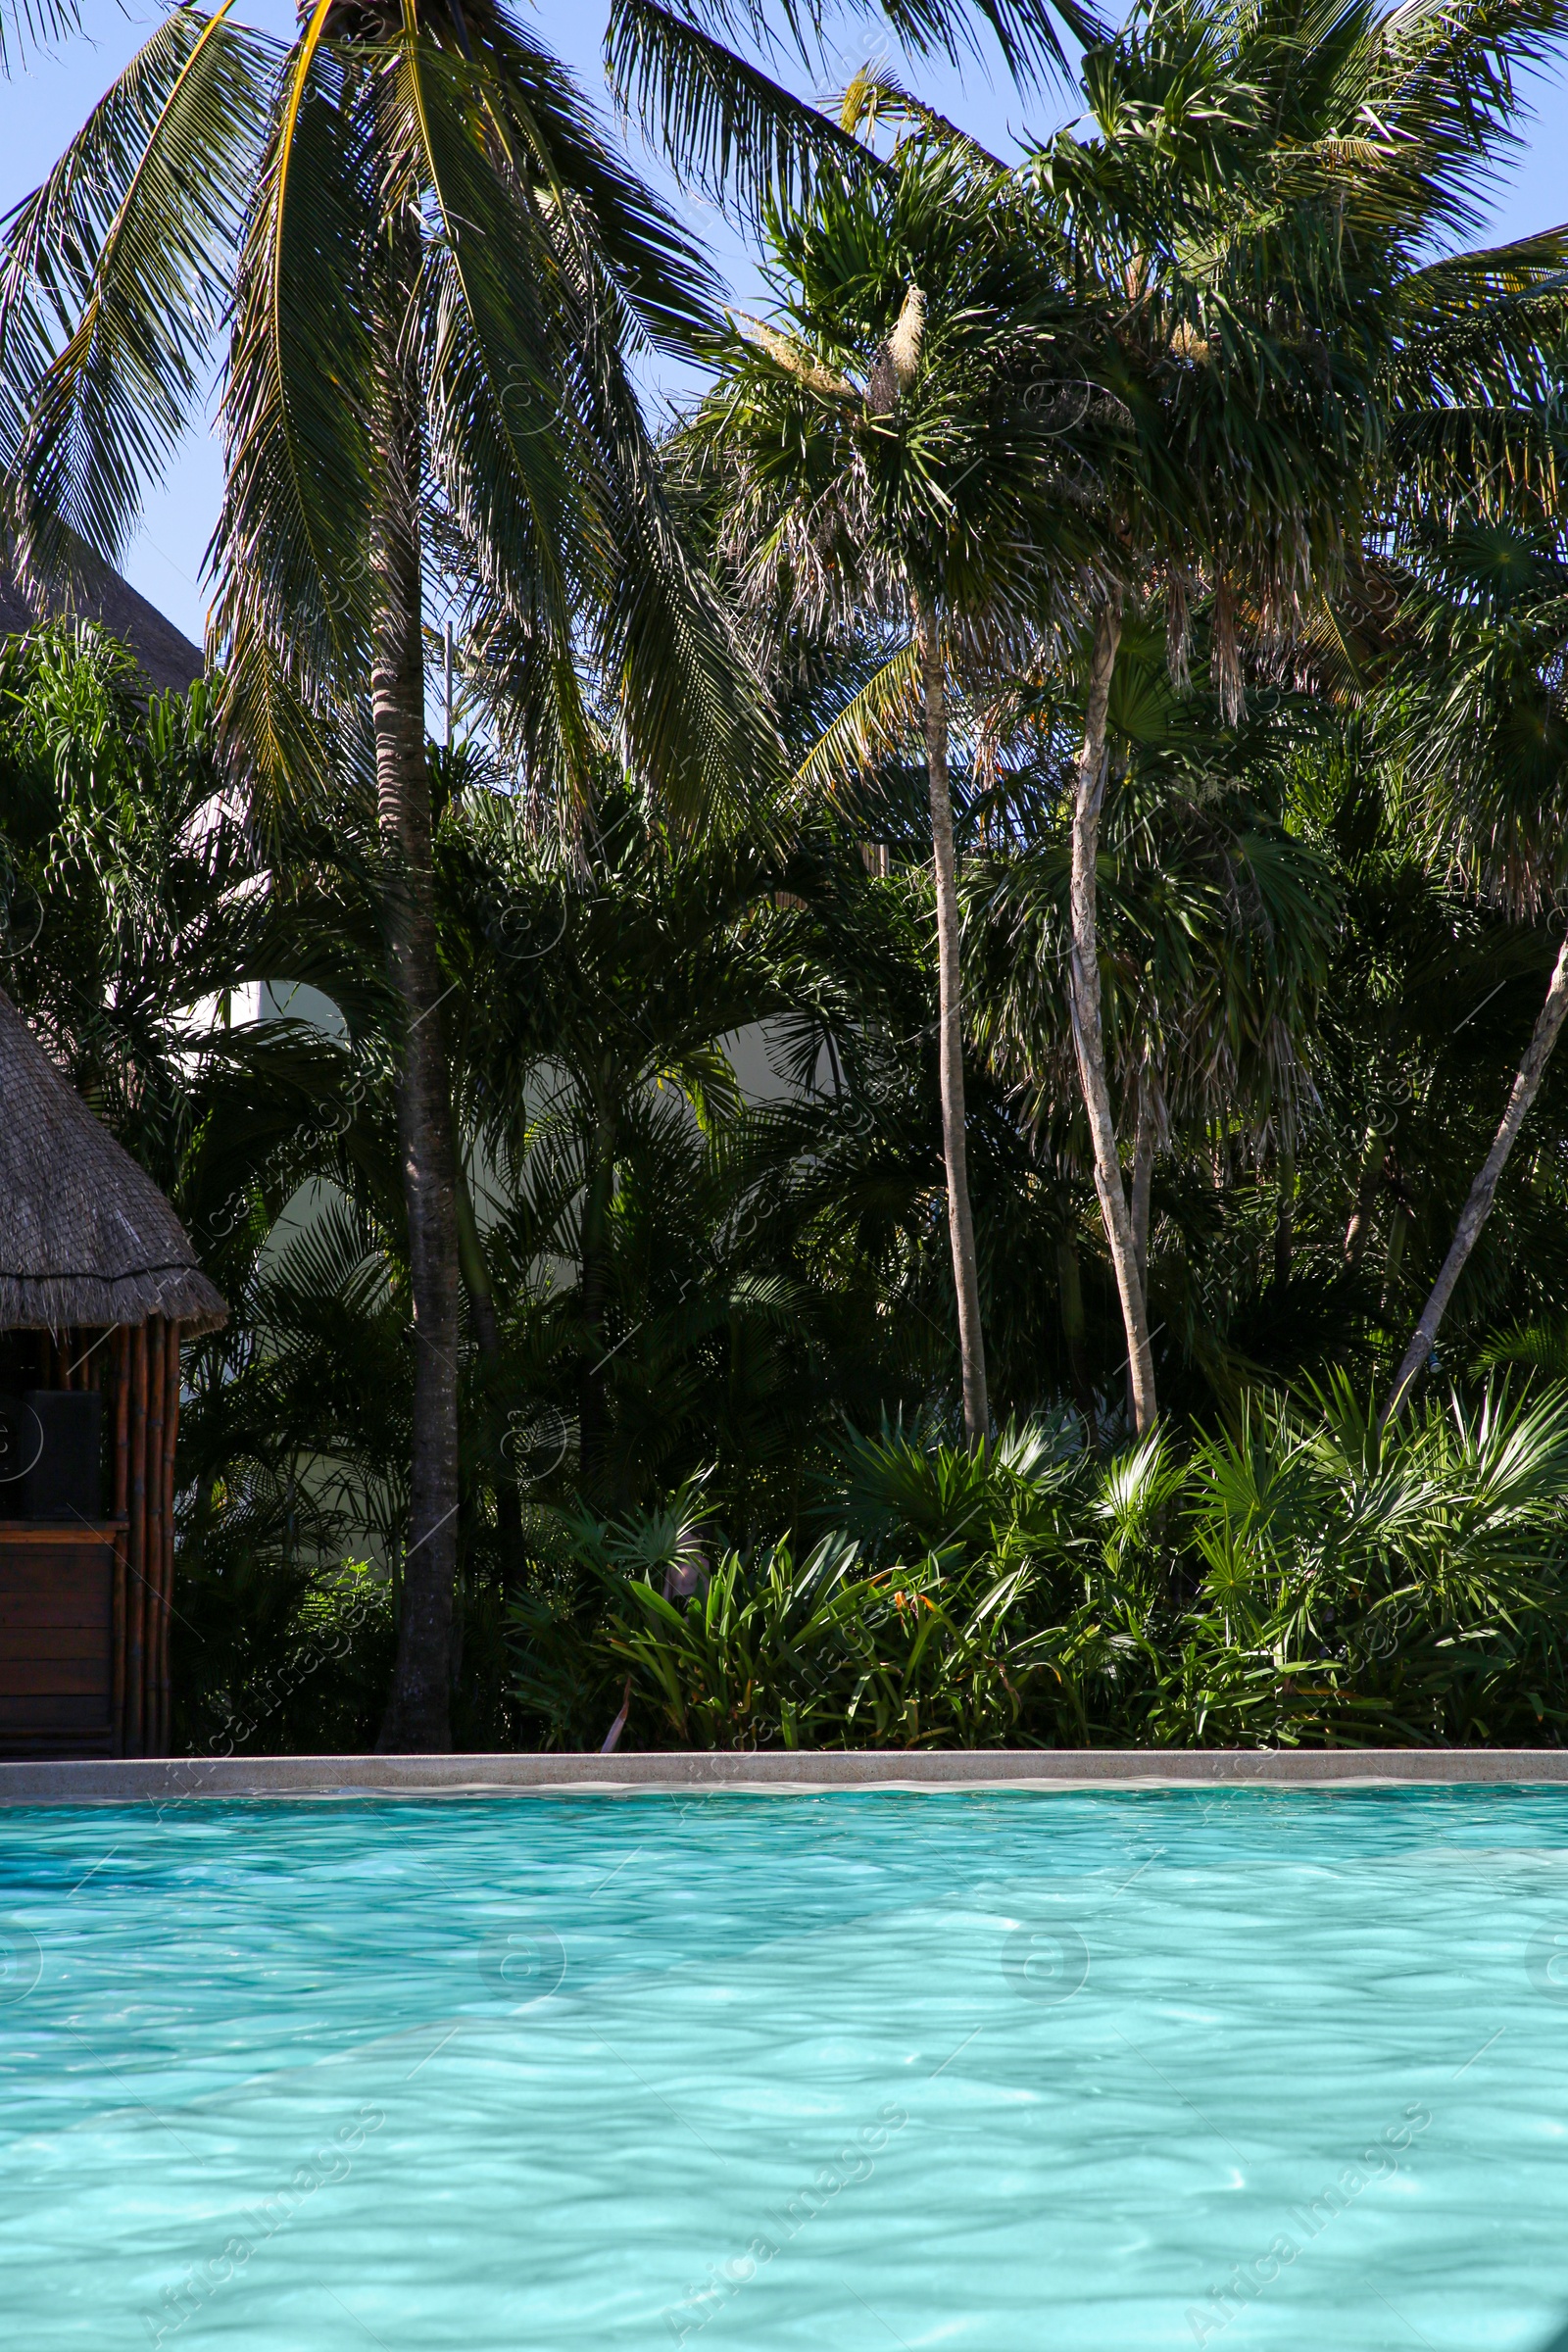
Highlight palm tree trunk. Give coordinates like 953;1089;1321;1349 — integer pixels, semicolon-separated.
1381;1202;1408;1309
372;312;462;1756
912;590;988;1446
1128;1064;1156;1429
1343;1127;1388;1269
1067;591;1157;1435
1385;934;1568;1421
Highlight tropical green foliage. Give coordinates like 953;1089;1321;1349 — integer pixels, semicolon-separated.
9;547;1568;1748
3;0;1568;1750
512;1384;1568;1750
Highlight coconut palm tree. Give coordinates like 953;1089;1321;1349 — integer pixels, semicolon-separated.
985;0;1568;1432
0;0;788;1746
680;144;1115;1443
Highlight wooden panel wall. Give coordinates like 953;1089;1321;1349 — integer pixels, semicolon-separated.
0;1531;115;1755
0;1314;184;1758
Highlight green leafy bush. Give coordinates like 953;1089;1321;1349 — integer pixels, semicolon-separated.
176;1562;397;1756
509;1380;1568;1749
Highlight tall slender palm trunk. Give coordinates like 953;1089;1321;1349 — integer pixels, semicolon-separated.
1067;590;1158;1436
913;590;988;1446
1344;1126;1389;1270
1385;934;1568;1422
372;309;463;1754
1127;1060;1156;1426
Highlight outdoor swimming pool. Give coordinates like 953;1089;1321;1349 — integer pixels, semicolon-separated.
2;1787;1567;2349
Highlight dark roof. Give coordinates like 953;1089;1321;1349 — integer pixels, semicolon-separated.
0;988;227;1334
0;533;202;697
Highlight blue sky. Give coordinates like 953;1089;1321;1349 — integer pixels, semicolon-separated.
4;0;1565;648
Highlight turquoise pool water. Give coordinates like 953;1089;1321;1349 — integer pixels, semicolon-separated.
3;1788;1568;2350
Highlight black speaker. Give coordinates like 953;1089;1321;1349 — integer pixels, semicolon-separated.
19;1391;103;1522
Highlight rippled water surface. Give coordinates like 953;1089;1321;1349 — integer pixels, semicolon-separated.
5;1788;1568;2349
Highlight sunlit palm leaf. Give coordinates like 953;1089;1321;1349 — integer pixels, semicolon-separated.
795;639;921;803
0;4;270;577
401;36;595;783
481;0;720;356
838;66;1008;172
606;0;884;219
210;12;378;743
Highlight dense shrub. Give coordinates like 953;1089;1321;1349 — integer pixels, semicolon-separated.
510;1381;1568;1749
174;1563;397;1756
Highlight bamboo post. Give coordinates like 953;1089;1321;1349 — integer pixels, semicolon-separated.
112;1327;129;1753
126;1320;148;1757
144;1320;166;1758
159;1322;180;1756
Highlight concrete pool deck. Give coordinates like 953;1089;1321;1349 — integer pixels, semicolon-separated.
3;1747;1568;1799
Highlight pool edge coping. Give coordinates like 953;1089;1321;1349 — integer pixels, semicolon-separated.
3;1748;1568;1799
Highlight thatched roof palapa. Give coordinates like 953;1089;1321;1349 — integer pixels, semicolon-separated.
0;989;227;1334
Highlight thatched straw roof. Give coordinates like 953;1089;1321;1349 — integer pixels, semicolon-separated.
0;532;202;697
0;989;227;1334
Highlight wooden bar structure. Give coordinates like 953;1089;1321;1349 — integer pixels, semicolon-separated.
0;988;225;1757
0;1314;185;1755
0;1523;118;1755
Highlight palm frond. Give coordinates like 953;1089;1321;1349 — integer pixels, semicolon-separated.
210;11;378;749
795;640;922;804
605;0;886;219
401;37;596;778
0;0;78;77
489;0;723;345
0;4;270;576
635;0;1102;90
838;65;1009;173
605;450;789;828
1380;230;1568;519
